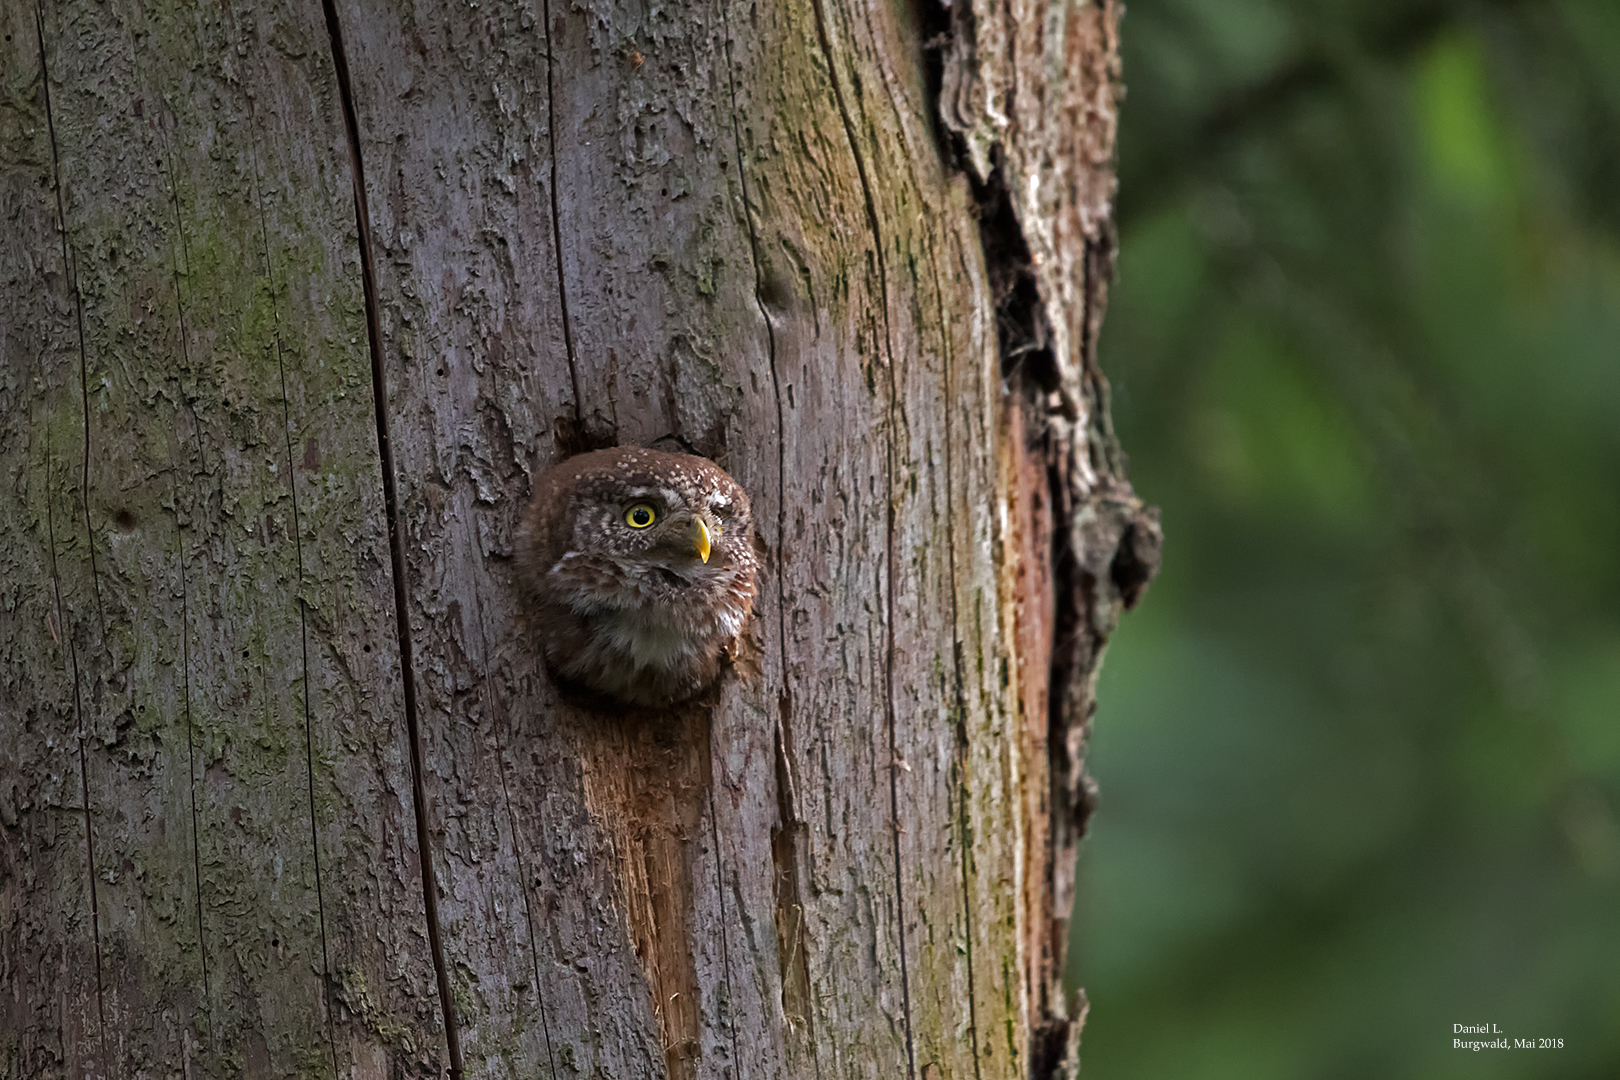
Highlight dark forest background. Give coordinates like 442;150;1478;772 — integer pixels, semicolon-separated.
1068;0;1620;1076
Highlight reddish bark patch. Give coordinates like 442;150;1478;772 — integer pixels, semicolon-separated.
582;708;712;1080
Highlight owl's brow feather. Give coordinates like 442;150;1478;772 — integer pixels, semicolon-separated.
620;486;684;507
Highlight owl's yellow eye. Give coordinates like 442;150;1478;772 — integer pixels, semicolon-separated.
625;504;657;528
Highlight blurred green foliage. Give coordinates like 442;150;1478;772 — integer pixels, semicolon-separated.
1070;1;1620;1076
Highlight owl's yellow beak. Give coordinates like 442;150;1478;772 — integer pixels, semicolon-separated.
693;518;712;564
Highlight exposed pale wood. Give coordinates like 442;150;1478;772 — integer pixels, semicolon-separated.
1;0;1155;1075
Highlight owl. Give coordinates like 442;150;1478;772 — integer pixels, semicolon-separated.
516;447;759;706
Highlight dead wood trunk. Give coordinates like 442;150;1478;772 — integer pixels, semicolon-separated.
0;0;1157;1073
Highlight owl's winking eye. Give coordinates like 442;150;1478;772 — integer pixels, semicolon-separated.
625;503;657;528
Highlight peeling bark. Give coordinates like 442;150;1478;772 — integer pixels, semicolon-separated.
0;0;1155;1074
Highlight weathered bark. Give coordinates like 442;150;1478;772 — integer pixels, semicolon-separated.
0;0;1157;1072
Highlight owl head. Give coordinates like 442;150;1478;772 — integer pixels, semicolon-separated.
517;447;758;706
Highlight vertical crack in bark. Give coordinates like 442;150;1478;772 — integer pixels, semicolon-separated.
472;579;559;1079
272;204;343;1080
770;708;815;1050
497;757;561;1080
706;11;767;1068
495;756;561;1080
32;7;105;637
317;2;463;1075
539;0;581;428
32;7;110;1069
155;109;214;1047
172;489;211;1043
927;243;985;1080
706;787;742;1075
230;60;343;1074
802;0;917;1070
714;1;820;1073
42;438;109;1078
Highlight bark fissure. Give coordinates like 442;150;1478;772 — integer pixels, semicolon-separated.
32;10;107;628
32;6;110;1066
316;2;463;1074
928;243;985;1080
172;491;210;1042
698;9;772;1072
156;113;213;1040
475;580;560;1080
41;437;108;1076
769;725;815;1042
707;787;743;1075
540;0;582;428
495;760;561;1080
803;0;918;1070
715;1;821;1068
247;95;342;1079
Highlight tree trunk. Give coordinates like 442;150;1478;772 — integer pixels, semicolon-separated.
0;0;1157;1071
